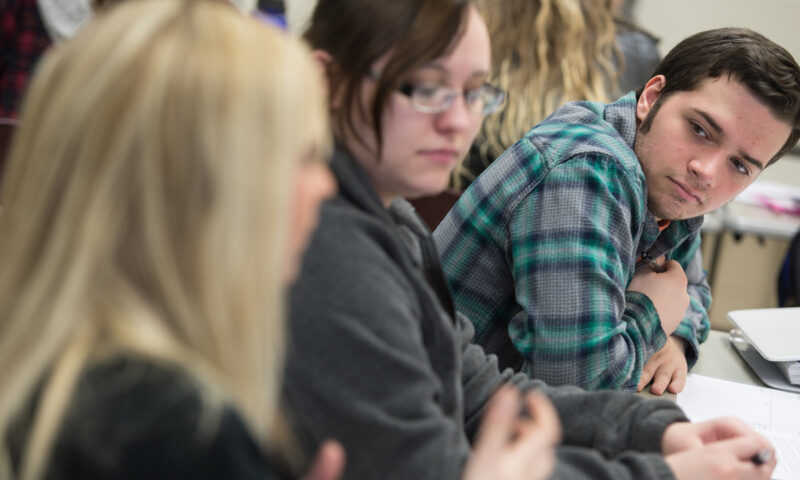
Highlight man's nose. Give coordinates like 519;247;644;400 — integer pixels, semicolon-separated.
688;152;724;188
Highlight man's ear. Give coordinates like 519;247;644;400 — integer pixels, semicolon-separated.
311;50;343;110
636;75;666;123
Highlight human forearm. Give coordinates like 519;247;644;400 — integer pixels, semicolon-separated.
541;386;687;456
459;314;687;458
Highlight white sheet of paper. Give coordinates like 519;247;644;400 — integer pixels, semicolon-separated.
676;374;800;480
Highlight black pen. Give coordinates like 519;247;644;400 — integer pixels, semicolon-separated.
751;449;772;465
640;252;665;273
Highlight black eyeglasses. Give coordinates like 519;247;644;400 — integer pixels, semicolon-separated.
369;71;506;116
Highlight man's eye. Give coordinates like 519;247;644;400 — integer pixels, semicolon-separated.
731;158;750;175
690;121;707;138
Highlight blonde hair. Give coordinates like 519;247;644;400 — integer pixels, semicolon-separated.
452;0;620;189
0;0;329;478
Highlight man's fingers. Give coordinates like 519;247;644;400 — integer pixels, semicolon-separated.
637;363;658;391
661;259;684;273
649;368;673;395
667;365;687;393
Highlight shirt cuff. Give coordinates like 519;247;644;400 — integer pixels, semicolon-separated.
672;320;700;369
624;291;668;358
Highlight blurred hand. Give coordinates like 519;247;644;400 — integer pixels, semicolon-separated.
665;436;775;480
303;440;345;480
463;386;561;480
637;336;688;394
662;417;764;455
627;257;689;336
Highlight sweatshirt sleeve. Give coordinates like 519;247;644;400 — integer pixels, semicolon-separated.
457;312;688;450
283;211;471;480
285;202;685;480
551;447;676;480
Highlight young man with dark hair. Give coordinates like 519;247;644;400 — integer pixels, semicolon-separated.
434;27;800;394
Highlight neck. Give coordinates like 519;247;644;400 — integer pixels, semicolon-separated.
375;188;395;208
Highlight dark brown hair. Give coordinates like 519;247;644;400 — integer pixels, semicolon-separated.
637;27;800;165
304;0;471;155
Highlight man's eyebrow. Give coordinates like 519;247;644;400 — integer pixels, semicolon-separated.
740;151;765;171
693;108;765;171
694;109;723;136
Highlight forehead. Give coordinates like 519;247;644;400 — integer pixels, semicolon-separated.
666;76;792;162
420;6;490;76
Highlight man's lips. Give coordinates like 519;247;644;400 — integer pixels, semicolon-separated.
669;177;703;203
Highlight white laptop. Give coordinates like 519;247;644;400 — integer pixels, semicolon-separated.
727;307;800;362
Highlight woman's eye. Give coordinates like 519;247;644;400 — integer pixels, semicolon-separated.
413;84;442;99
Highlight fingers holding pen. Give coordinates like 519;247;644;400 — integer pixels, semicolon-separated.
665;435;776;480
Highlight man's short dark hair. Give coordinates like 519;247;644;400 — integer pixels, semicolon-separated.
637;27;800;165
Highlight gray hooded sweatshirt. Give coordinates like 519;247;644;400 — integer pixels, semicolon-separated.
282;148;684;480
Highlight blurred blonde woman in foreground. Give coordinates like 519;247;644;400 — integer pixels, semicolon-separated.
0;0;340;478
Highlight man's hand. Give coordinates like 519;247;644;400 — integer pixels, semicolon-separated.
627;257;689;336
662;417;761;455
637;336;688;394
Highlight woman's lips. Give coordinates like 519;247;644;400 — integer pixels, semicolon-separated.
419;148;460;165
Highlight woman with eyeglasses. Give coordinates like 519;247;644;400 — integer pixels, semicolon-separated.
279;1;737;480
284;1;560;478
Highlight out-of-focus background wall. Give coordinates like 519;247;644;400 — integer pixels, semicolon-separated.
635;0;800;64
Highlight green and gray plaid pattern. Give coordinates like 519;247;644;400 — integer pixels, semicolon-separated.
434;93;710;391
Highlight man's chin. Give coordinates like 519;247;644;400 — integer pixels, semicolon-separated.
655;210;707;221
648;198;706;221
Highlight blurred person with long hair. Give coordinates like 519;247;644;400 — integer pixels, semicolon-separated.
452;0;659;191
0;0;340;478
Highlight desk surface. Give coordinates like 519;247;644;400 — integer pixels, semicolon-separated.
639;329;761;401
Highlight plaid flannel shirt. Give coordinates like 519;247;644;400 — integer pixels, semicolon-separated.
434;93;711;391
1;0;52;120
